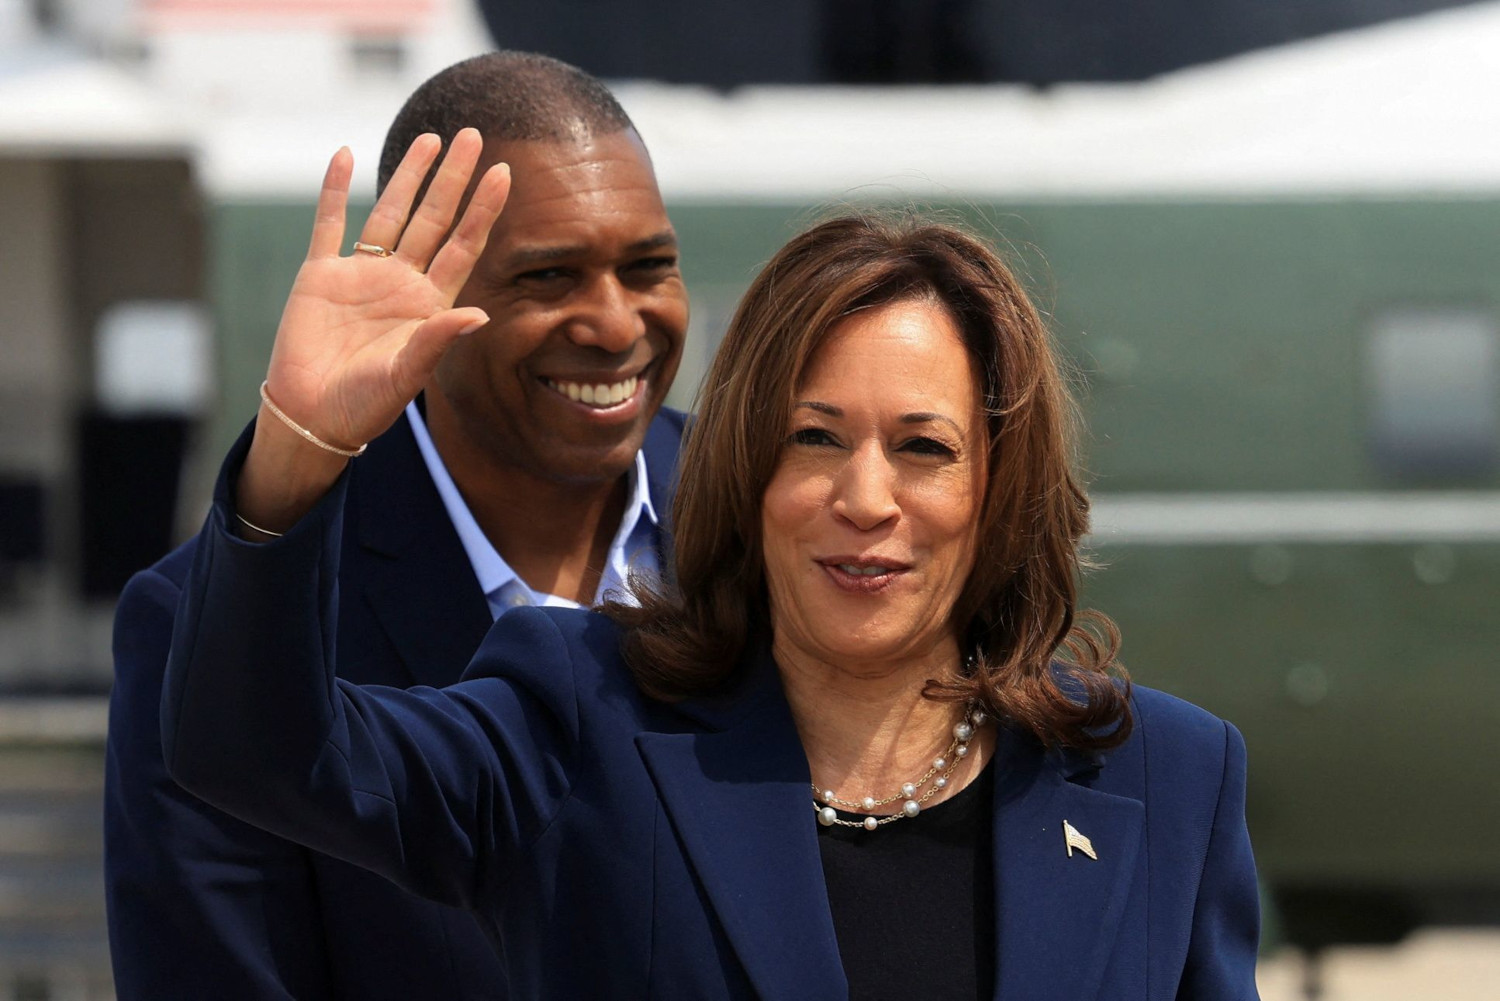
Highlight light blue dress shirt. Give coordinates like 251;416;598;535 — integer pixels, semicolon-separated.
405;401;661;621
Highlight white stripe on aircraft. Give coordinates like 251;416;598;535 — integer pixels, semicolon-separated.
1088;493;1500;544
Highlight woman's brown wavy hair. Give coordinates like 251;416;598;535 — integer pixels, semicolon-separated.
607;213;1131;751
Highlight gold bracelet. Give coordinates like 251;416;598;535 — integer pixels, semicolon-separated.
235;512;285;538
259;381;368;458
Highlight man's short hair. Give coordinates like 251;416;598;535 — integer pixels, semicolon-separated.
378;51;637;194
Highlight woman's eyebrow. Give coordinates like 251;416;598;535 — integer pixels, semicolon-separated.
793;403;964;436
901;412;964;435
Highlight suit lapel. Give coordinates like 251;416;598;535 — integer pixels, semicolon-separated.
635;659;847;1001
349;409;686;688
640;408;686;575
346;415;493;689
991;730;1143;1001
634;645;1145;1001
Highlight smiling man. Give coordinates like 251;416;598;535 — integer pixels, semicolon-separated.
423;124;685;603
104;53;688;1000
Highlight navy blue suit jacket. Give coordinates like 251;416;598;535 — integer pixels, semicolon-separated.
158;454;1261;1000
105;409;686;999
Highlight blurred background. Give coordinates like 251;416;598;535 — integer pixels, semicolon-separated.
1;0;1499;997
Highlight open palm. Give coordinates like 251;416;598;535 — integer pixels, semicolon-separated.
263;128;510;451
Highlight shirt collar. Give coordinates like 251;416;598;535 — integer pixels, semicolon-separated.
619;439;661;536
405;400;658;608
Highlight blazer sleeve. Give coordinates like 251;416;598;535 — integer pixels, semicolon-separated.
105;561;333;1000
1178;720;1262;999
160;469;581;912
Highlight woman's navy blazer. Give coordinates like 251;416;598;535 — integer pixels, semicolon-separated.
161;465;1261;1000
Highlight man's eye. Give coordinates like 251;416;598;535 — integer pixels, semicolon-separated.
516;267;571;283
623;257;679;284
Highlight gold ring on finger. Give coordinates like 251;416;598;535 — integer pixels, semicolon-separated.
353;241;394;258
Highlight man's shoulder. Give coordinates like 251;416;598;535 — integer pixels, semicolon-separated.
644;406;690;455
650;405;690;434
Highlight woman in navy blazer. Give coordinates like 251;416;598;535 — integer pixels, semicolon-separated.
162;132;1260;999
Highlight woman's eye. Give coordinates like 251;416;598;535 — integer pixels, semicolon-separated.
789;428;838;447
901;436;957;457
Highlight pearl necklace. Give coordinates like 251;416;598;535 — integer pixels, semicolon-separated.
812;704;987;832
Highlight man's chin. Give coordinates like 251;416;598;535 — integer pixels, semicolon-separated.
526;433;647;486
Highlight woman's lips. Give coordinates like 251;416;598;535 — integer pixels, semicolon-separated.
817;558;911;593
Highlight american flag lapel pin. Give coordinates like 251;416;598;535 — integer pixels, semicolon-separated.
1063;819;1097;860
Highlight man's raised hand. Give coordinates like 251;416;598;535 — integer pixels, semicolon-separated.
238;128;510;535
264;127;509;451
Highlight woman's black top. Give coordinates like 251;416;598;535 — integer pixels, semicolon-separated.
816;763;996;1001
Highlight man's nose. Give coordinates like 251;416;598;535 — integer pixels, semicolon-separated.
832;444;900;531
564;274;647;353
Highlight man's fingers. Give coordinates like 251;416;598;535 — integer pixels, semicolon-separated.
392;308;491;392
396;127;485;268
427;162;512;300
359;133;442;252
306;148;353;260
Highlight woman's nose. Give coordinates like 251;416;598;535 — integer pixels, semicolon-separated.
831;445;900;531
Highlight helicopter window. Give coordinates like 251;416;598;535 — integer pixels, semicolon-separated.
1366;307;1499;478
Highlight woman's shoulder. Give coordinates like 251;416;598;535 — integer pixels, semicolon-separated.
1128;685;1242;748
1111;683;1247;798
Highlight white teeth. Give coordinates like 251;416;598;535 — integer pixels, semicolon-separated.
838;564;888;576
546;375;639;409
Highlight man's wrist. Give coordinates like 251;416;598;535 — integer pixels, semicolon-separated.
233;406;351;538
